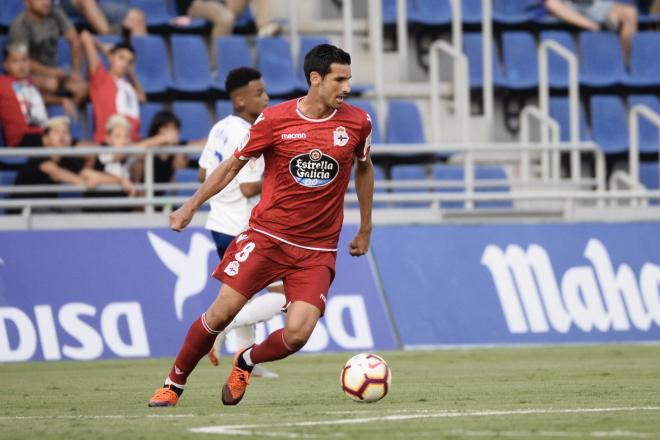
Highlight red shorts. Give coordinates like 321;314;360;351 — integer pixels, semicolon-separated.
212;229;337;314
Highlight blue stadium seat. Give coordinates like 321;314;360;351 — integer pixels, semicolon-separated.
462;32;502;89
432;164;465;209
539;31;577;89
386;100;425;144
408;0;452;26
390;164;430;207
132;35;170;95
462;0;483;25
128;0;173;27
213;36;252;92
639;163;660;204
56;37;71;71
590;95;628;154
48;105;85;141
628;95;660;154
475;165;512;208
625;32;660;88
549;96;591;142
348;164;386;208
492;0;539;24
298;36;330;87
172;101;211;142
256;37;298;97
215;100;233;121
347;100;383;145
169;35;213;94
495;32;538;90
174;168;199;198
382;0;397;25
579;32;627;88
139;102;165;139
0;0;24;29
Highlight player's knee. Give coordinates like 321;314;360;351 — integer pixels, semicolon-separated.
205;306;234;331
283;327;312;351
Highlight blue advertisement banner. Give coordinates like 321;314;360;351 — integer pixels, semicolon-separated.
372;223;660;347
0;226;397;362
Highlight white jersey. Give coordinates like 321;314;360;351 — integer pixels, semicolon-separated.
199;114;264;236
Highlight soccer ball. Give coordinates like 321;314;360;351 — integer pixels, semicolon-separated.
340;353;392;403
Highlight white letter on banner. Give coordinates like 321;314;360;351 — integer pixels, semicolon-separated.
101;302;150;357
59;303;103;360
0;307;36;362
325;295;373;349
34;305;61;360
640;263;660;327
561;267;609;332
585;239;651;331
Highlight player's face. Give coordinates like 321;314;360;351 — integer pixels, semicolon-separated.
27;0;52;17
109;49;135;77
3;51;30;80
43;124;72;148
105;125;131;147
319;63;351;109
242;78;269;119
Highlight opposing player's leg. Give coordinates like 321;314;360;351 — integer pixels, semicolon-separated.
221;300;321;405
148;283;248;407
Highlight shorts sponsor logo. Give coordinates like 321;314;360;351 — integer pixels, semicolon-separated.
281;133;306;140
237;233;248;243
481;238;660;334
224;260;240;277
333;126;349;147
289;149;339;188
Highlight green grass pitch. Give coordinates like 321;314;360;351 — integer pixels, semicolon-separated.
1;344;659;439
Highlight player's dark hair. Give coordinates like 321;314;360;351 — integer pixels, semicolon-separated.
225;67;262;95
303;44;351;86
148;110;181;137
110;40;135;56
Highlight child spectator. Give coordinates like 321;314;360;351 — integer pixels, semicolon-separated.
9;0;88;104
56;0;147;36
81;30;144;144
94;114;136;196
0;42;49;147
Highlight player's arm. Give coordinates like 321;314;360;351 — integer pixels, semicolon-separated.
170;155;248;231
197;168;206;182
238;181;262;198
349;156;374;256
80;30;101;74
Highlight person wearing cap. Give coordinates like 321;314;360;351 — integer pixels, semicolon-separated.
80;29;144;145
10;116;135;212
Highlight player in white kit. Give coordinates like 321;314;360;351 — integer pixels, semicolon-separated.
197;67;284;378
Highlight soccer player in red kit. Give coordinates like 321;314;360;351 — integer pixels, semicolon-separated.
148;44;374;407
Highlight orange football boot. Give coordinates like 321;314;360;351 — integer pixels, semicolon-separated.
221;350;251;405
148;386;180;407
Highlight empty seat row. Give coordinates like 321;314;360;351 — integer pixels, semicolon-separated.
550;95;660;155
463;31;660;91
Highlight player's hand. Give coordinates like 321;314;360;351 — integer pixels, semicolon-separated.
349;229;371;256
170;204;195;232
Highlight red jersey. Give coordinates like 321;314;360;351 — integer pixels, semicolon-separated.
89;64;140;143
233;98;372;251
0;76;46;146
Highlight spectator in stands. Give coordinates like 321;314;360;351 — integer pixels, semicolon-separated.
94;114;136;196
10;116;132;210
80;30;144;145
544;0;638;63
173;0;280;69
56;0;147;36
9;0;88;104
0;42;49;147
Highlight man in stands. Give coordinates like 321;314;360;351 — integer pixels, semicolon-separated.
545;0;638;62
148;44;374;407
198;67;283;379
9;0;88;105
0;42;49;147
80;30;144;145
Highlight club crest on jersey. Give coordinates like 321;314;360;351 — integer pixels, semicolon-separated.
224;260;240;276
289;149;339;188
333;126;349;147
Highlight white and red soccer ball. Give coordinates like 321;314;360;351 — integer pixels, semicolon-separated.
340;353;392;403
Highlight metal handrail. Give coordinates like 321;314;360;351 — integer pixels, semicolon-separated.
629;104;660;186
520;105;561;182
538;39;580;182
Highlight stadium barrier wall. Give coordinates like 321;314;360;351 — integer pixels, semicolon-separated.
0;226;398;362
371;223;660;347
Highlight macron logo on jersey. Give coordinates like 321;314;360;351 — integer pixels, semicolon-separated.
281;133;307;140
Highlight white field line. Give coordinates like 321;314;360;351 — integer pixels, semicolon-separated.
448;429;653;438
191;406;660;437
0;414;196;421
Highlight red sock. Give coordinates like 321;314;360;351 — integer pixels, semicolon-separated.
249;328;297;364
167;314;219;386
